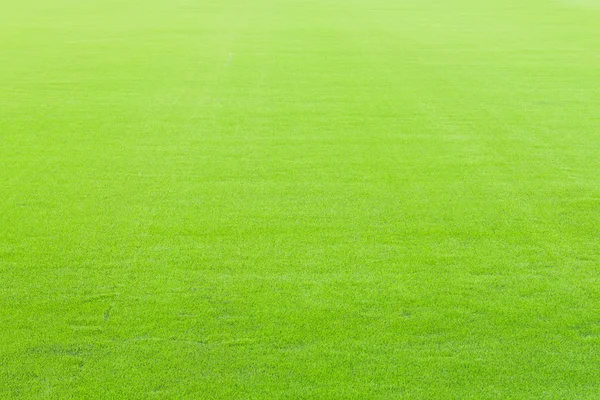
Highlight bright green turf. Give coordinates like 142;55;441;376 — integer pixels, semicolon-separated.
1;0;600;398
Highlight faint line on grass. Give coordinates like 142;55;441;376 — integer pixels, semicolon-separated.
224;52;233;67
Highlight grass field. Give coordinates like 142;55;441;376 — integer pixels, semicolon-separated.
1;0;600;398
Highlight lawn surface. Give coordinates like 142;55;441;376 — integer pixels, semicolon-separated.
1;0;600;398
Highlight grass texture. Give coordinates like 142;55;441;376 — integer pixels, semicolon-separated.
1;0;600;398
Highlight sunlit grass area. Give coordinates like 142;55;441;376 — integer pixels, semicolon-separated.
1;0;599;398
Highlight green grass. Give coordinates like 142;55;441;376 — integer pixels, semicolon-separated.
1;0;600;398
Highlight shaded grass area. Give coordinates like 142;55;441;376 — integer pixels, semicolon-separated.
1;0;599;398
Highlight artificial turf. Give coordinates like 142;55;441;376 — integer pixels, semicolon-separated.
1;0;600;398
